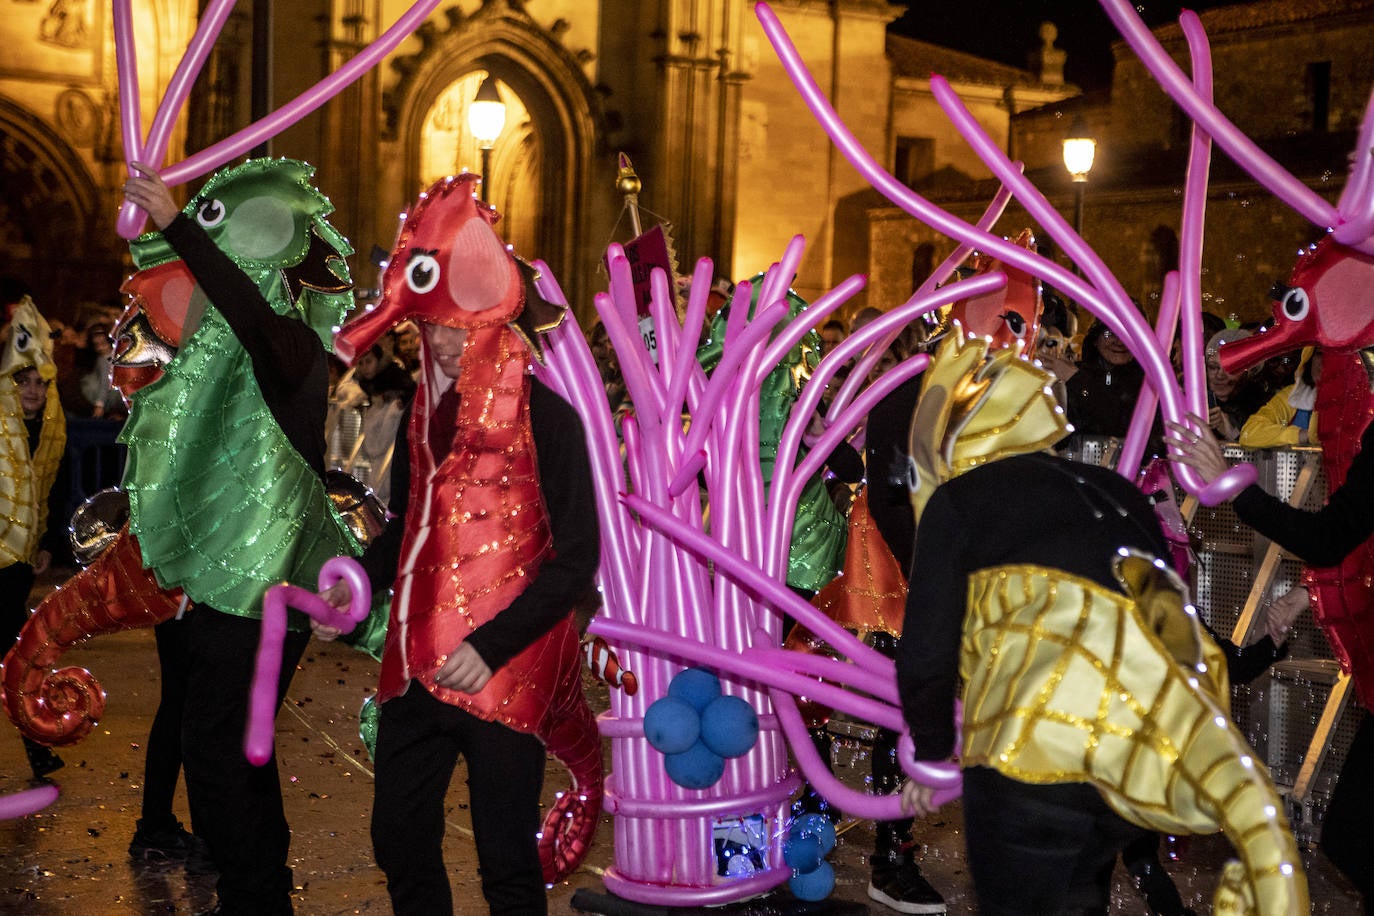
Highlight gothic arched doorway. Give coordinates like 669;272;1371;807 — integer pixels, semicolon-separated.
385;5;601;319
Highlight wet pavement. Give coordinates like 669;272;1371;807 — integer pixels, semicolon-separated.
0;568;1362;914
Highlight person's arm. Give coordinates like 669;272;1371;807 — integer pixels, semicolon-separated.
1170;417;1374;567
462;384;600;673
896;485;967;761
124;163;325;411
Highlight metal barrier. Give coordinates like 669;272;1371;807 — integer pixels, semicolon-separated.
1061;434;1360;844
63;416;127;529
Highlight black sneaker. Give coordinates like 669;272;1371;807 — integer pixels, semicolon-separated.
23;741;64;780
129;819;197;866
868;861;947;914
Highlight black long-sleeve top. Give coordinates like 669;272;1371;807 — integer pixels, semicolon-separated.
161;214;330;479
1232;422;1374;568
898;452;1173;761
864;376;921;571
359;377;599;673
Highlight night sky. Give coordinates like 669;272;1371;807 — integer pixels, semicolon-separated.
889;1;1259;89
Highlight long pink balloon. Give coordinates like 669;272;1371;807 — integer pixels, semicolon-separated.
244;557;372;766
0;784;59;820
116;0;445;238
1096;0;1365;253
752;2;1256;506
1117;15;1215;478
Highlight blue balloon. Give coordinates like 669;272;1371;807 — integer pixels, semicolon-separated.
788;860;835;901
668;667;721;711
781;834;822;872
664;740;725;790
699;695;759;758
790;813;837;856
643;696;701;755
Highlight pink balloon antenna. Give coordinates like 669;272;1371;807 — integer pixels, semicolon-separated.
113;0;444;238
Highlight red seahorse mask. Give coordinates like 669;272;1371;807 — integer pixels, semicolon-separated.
335;173;523;364
945;228;1043;352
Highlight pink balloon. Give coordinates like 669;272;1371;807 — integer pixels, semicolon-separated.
244;557;372;766
0;783;59;820
140;0;239;174
113;1;142;170
1096;0;1354;251
1119;18;1216;478
116;0;446;238
752;2;1257;505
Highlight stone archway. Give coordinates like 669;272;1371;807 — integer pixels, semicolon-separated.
384;1;602;319
0;98;120;320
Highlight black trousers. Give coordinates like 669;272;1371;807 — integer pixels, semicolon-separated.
1323;709;1373;910
0;561;49;766
372;681;547;915
962;766;1142;915
141;614;191;829
183;608;309;915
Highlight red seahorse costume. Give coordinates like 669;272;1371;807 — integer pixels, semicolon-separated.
334;173;601;882
1219;237;1374;709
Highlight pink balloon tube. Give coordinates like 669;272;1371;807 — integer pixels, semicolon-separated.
0;784;59;820
244;557;371;766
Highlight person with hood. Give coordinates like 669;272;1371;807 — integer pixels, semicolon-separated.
1203;328;1267;443
1240;348;1321;448
0;296;68;781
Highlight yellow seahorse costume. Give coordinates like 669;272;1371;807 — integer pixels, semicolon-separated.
0;297;66;568
909;332;1306;916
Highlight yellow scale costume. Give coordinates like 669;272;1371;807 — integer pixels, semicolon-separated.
909;333;1307;916
0;297;66;569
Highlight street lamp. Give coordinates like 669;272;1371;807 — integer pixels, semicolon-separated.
1062;116;1096;238
467;74;506;202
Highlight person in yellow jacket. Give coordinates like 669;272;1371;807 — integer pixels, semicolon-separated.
1240;348;1321;448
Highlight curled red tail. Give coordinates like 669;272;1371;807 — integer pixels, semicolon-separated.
1;527;182;746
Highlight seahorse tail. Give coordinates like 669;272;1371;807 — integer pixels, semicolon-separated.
1;528;181;746
537;684;604;883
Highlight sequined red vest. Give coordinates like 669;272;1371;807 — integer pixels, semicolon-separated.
377;325;581;735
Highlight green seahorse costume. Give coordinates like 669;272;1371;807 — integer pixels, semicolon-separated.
697;278;847;592
119;159;371;637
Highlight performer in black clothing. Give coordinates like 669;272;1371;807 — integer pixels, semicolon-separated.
122;161;354;915
1170;416;1374;911
314;174;601;914
858;373;947;914
894;336;1304;915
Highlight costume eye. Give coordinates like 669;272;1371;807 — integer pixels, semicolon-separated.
13;323;32;354
196;198;227;228
406;253;441;294
1001;310;1028;339
1279;286;1309;322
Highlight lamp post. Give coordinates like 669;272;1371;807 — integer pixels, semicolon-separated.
467;74;507;203
1062;116;1097;238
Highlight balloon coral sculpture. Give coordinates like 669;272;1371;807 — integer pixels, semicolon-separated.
532;245;964;905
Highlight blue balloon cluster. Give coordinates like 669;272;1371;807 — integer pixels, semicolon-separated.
784;813;837;902
643;668;760;790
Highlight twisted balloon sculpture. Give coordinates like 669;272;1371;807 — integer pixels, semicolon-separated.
532;244;965;905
